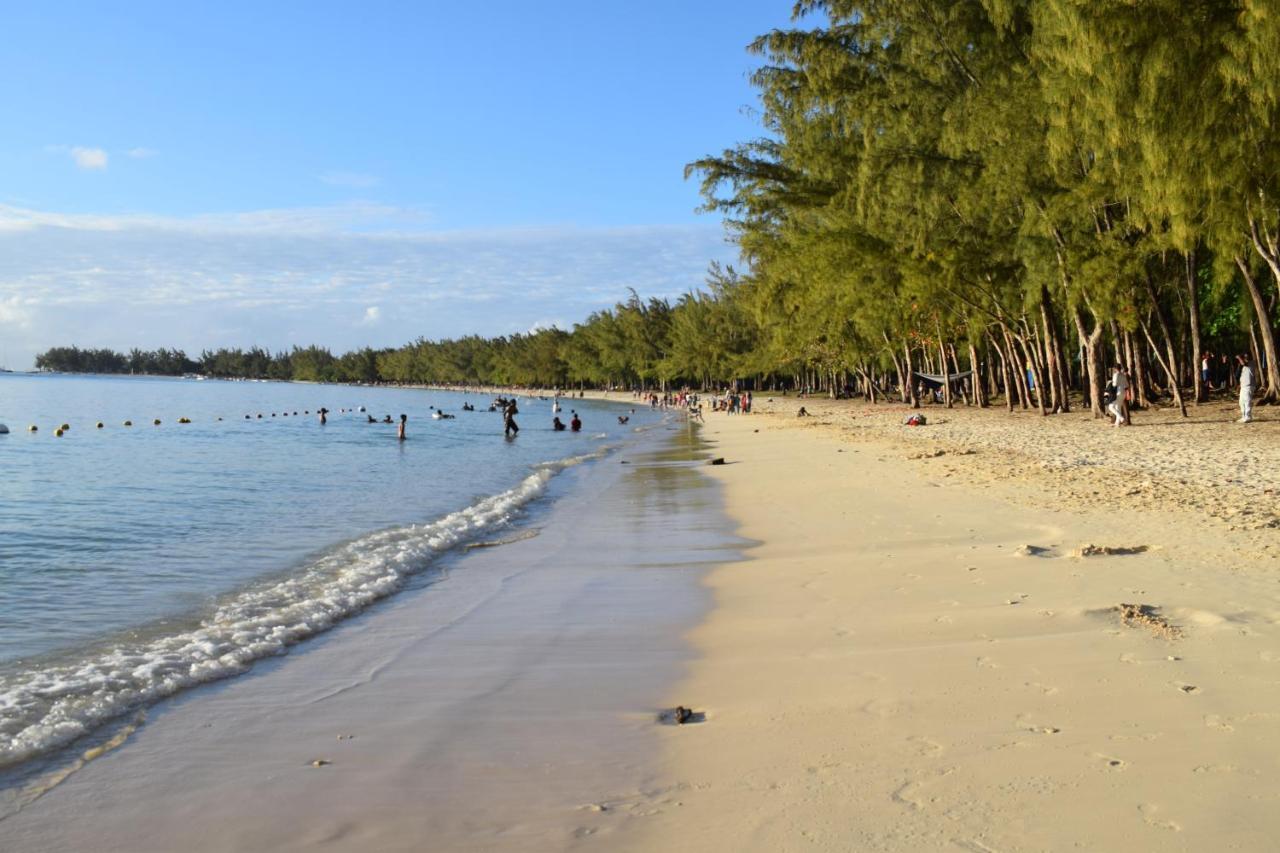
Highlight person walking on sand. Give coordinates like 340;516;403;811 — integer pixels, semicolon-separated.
1107;364;1129;427
1237;353;1255;423
397;413;407;441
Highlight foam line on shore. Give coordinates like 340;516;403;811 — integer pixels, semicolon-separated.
0;448;608;769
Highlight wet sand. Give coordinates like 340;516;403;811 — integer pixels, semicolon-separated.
0;423;739;852
623;402;1280;851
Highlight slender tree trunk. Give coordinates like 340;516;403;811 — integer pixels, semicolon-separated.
936;320;952;408
1072;305;1105;418
904;341;919;408
989;331;1014;412
1002;326;1031;410
1140;320;1186;417
1186;250;1205;404
1124;330;1148;410
886;337;905;403
1235;254;1280;402
969;342;987;407
1039;285;1069;412
1250;323;1263;383
1014;333;1048;416
1144;274;1188;417
948;344;970;405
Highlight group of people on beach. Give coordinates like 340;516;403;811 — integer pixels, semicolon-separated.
1107;352;1256;426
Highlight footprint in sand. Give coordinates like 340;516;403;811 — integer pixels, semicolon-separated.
1204;715;1234;732
1025;681;1060;695
976;656;1000;670
862;698;902;718
907;735;945;755
1096;754;1128;771
1174;682;1201;695
890;768;955;812
1138;803;1182;832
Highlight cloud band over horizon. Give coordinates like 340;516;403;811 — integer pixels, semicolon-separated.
0;204;736;369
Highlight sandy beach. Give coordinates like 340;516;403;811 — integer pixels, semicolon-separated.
620;398;1280;851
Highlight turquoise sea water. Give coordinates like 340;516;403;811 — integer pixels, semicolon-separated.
0;374;655;767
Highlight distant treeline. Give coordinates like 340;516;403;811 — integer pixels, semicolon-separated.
33;284;758;389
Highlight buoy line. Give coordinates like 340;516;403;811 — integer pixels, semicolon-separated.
17;405;374;436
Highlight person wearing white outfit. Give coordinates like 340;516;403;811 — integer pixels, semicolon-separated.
1107;364;1129;427
1237;353;1255;423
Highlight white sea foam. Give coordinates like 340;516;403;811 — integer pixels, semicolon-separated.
0;451;604;769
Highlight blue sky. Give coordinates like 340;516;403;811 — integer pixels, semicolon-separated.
0;1;802;367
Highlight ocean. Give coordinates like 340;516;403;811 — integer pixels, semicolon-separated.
0;374;658;769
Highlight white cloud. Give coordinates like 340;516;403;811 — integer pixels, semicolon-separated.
127;147;158;159
70;147;109;170
0;295;33;329
320;171;380;189
0;203;737;369
527;319;566;333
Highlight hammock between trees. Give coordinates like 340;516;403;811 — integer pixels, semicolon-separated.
913;371;973;386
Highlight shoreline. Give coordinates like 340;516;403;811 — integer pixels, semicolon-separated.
0;418;739;851
621;404;1280;850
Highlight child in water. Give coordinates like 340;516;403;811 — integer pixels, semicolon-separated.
398;413;407;441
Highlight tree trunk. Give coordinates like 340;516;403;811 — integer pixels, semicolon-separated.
904;342;919;408
948;344;970;405
1003;326;1031;410
1039;284;1069;412
1235;254;1280;403
1072;305;1105;418
1144;273;1188;417
969;342;987;407
1140;319;1186;417
1014;332;1048;416
936;320;952;408
1186;250;1205;404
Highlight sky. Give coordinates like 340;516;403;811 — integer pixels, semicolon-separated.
0;1;802;369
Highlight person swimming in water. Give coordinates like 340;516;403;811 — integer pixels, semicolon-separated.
383;414;393;423
570;412;582;432
318;407;329;425
553;416;566;431
397;413;407;441
367;415;377;423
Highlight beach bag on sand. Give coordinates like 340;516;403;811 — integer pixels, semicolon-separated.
903;413;926;427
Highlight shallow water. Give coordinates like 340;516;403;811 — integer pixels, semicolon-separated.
0;374;655;766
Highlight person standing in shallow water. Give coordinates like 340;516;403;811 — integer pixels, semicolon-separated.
397;413;407;441
504;400;519;437
570;411;582;432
